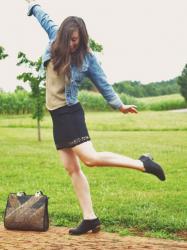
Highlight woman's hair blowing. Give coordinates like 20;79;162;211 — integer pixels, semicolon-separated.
51;16;89;80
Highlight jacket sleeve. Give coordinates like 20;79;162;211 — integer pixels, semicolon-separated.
87;53;123;109
27;3;58;40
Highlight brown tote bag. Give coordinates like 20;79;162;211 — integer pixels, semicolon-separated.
3;191;49;231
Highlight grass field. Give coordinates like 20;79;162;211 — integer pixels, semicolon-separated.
0;110;187;240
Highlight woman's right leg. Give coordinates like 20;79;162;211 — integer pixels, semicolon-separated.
71;141;165;181
58;148;97;220
71;141;145;171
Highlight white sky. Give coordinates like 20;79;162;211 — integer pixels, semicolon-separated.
0;0;187;92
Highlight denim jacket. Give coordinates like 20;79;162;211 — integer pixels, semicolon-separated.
27;3;123;109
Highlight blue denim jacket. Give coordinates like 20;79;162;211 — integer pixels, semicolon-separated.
27;3;123;109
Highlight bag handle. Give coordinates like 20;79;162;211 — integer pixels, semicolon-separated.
16;192;26;196
35;191;44;196
16;191;44;197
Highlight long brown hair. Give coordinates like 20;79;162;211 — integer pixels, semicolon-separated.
51;16;89;80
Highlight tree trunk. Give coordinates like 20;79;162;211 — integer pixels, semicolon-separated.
37;118;41;141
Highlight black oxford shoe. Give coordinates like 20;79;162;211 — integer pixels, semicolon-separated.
69;217;101;235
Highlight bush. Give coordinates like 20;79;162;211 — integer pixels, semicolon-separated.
0;91;33;114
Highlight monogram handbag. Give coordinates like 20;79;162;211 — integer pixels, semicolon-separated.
3;191;49;231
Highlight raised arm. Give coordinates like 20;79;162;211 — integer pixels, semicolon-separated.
25;0;58;40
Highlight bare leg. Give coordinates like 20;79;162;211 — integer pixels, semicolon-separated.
97;151;144;170
58;148;97;220
72;141;145;171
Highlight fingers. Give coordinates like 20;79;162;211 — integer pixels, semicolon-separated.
130;107;138;113
127;109;137;113
124;106;138;114
119;104;138;114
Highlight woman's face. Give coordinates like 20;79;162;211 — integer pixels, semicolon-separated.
70;30;80;53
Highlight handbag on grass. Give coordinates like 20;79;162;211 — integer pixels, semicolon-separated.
3;191;49;231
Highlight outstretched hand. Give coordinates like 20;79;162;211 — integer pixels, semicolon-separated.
119;104;138;114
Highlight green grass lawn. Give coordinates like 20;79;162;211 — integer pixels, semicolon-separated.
0;110;187;240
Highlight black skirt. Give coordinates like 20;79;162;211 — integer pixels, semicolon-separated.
49;102;91;150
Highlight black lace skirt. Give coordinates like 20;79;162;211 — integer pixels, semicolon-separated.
49;102;91;150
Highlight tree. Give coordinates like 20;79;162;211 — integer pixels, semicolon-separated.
177;64;187;102
15;85;27;93
0;46;8;93
89;38;103;52
17;52;45;141
0;46;8;60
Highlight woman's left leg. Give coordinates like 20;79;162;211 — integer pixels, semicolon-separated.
58;148;101;235
58;148;97;220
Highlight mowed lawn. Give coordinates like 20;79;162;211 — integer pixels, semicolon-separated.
0;110;187;239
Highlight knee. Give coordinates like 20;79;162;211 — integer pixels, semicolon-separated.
83;155;98;167
84;161;96;167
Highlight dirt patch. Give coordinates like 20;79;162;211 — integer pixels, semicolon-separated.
0;224;187;250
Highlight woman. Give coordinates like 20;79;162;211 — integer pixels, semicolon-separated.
25;0;166;235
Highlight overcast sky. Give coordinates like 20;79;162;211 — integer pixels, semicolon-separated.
0;0;187;92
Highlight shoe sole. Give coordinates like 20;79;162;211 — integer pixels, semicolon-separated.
92;225;101;233
69;225;101;235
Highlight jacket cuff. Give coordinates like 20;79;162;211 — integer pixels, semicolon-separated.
27;3;40;16
109;98;123;110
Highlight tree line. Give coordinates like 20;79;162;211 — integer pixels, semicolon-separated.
79;77;180;97
113;79;179;97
